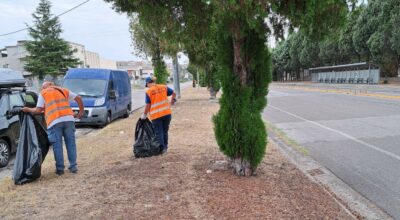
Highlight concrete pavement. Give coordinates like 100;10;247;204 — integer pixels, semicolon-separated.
264;84;400;219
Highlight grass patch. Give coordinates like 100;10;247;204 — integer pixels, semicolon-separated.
266;122;309;156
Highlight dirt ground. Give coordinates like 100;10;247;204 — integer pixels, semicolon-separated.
0;87;355;220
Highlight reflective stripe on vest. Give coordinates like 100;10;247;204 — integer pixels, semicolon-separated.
45;106;73;121
146;85;171;120
150;106;171;115
45;98;69;108
150;100;169;108
41;87;74;127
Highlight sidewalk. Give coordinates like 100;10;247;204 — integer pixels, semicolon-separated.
273;82;400;100
0;87;355;219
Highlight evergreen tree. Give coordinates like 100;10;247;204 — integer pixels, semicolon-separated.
106;0;349;176
130;17;169;84
24;0;81;80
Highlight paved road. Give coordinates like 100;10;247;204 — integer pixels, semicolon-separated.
264;84;400;219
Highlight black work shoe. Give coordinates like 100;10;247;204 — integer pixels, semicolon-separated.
70;169;78;174
55;170;64;176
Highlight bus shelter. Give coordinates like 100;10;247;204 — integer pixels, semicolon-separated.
309;62;380;84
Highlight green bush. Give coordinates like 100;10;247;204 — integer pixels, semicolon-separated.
213;29;272;172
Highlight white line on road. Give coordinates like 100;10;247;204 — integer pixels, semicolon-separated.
269;105;400;162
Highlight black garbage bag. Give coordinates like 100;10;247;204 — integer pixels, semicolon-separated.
12;112;50;185
133;118;162;158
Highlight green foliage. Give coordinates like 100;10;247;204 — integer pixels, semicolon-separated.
338;7;362;63
272;40;290;80
105;0;350;174
288;32;303;78
364;0;399;77
153;59;169;84
213;28;271;170
299;36;320;68
187;65;206;87
273;0;400;79
130;17;169;83
390;3;400;54
24;0;80;79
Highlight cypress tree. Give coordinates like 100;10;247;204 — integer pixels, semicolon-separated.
24;0;81;80
105;0;348;176
213;18;272;175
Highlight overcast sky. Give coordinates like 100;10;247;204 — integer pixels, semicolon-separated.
0;0;141;61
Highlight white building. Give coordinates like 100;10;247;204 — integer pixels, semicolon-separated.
100;57;117;69
85;50;100;68
116;60;153;79
0;41;30;77
0;40;118;90
68;42;86;68
0;41;117;76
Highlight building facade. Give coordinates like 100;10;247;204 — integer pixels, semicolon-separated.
85;50;100;68
0;41;117;76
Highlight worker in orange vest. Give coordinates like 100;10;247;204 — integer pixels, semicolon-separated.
23;81;84;176
141;77;176;154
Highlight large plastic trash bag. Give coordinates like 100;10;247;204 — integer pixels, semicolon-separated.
13;112;50;185
133;118;162;158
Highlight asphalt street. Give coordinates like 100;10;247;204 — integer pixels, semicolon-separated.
264;84;400;219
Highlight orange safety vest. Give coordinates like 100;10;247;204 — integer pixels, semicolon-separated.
41;86;74;127
146;84;172;120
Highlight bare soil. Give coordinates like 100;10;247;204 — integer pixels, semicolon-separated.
0;87;354;220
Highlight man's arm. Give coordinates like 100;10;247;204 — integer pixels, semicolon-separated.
74;95;84;119
141;93;151;119
171;92;177;105
22;107;44;114
144;103;151;115
167;87;176;105
22;94;44;114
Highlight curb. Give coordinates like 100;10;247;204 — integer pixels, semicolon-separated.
269;131;393;220
273;84;400;101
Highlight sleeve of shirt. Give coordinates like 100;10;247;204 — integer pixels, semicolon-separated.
36;94;45;108
145;94;151;104
68;91;77;101
167;87;174;96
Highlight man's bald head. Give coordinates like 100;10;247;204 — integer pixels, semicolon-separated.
42;81;54;90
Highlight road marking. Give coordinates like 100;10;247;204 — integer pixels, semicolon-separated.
269;105;400;161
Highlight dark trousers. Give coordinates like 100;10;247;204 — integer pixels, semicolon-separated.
152;114;172;150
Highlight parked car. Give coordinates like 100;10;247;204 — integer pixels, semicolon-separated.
63;68;132;127
0;69;42;167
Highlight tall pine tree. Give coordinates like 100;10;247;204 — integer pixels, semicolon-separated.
24;0;81;80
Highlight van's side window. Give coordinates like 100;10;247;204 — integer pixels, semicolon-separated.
108;79;114;92
9;93;24;110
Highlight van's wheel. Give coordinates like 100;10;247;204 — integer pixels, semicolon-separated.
100;112;112;128
0;139;10;168
106;112;112;125
123;105;131;118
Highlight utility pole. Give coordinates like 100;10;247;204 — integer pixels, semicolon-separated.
173;53;181;98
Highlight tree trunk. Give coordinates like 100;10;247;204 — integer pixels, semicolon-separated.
209;87;217;100
229;24;254;176
172;54;181;98
214;19;269;177
230;158;255;176
231;24;248;87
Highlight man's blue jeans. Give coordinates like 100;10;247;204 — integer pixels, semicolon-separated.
152;114;172;151
47;121;78;172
